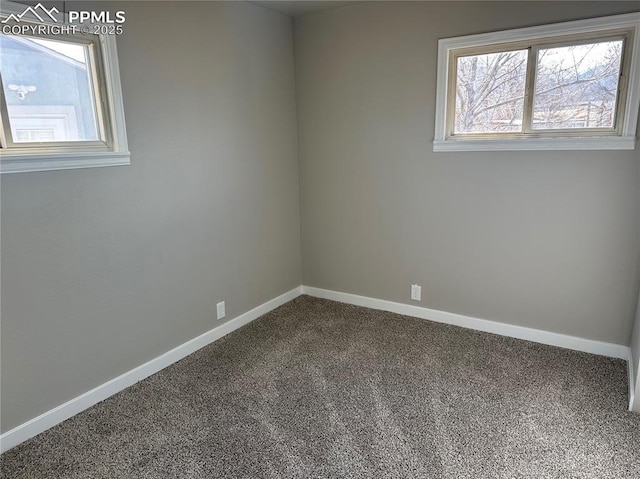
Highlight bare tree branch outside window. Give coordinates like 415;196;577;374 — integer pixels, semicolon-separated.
532;40;623;129
454;50;528;134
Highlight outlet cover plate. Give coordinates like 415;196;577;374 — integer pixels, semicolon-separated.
410;284;421;301
217;301;226;320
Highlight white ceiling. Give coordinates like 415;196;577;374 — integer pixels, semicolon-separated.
251;1;363;17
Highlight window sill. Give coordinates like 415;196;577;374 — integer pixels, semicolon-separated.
432;135;636;152
0;150;131;174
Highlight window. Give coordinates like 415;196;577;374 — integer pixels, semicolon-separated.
434;13;640;151
0;1;129;173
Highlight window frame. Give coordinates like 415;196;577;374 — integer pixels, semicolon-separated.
433;12;640;152
0;1;129;173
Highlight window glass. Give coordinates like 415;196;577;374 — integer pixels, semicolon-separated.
454;50;528;134
532;40;623;130
0;35;100;143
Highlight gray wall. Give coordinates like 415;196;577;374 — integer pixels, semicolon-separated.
1;1;301;433
630;151;640;412
295;1;640;345
631;289;640;411
3;0;640;434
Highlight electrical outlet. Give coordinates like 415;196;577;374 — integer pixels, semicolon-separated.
410;284;421;301
216;301;226;320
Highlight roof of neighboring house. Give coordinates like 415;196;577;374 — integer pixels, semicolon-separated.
0;35;87;71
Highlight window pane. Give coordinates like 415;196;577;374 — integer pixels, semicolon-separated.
532;40;623;130
0;35;100;143
454;50;528;134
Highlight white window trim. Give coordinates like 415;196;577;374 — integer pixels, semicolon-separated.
0;0;129;174
433;12;640;152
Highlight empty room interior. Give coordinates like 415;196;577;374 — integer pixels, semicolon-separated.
2;0;640;477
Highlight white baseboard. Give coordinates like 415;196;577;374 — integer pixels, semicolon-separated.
628;349;636;411
301;286;630;360
2;284;634;453
0;286;302;454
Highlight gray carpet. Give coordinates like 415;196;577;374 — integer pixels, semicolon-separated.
2;295;640;478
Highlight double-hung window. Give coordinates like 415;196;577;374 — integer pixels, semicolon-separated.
0;1;129;173
433;13;640;151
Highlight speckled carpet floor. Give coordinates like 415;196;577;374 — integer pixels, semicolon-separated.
2;295;640;478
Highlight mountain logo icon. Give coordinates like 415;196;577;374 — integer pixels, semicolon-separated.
1;3;60;24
